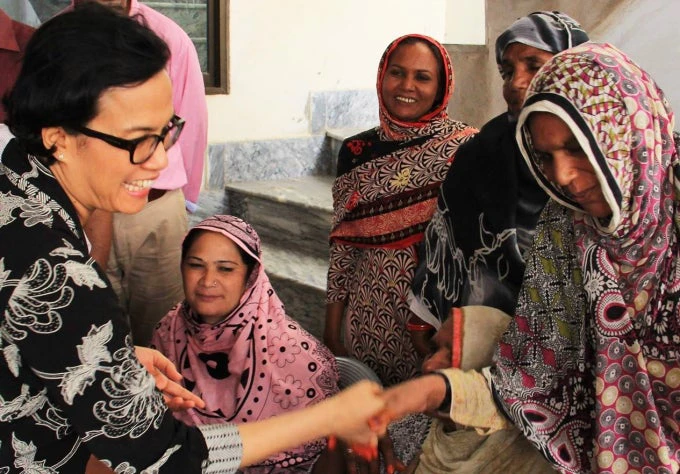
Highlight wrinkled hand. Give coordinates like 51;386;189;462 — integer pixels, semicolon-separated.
328;380;386;447
378;435;407;474
344;433;407;474
379;375;447;427
135;346;205;411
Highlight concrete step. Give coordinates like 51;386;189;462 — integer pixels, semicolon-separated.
261;244;328;340
224;176;333;261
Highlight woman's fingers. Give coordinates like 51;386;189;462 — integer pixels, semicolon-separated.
135;345;206;410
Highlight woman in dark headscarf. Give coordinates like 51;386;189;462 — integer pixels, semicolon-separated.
383;41;680;473
402;13;589;473
410;11;589;329
324;34;476;386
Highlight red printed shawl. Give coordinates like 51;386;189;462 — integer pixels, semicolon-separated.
330;34;476;250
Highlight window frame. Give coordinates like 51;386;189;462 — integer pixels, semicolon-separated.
204;0;229;94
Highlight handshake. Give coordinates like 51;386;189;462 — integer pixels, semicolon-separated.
138;346;448;471
323;374;447;455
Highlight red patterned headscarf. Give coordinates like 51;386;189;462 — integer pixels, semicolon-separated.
152;215;339;471
492;43;680;472
377;34;454;141
331;34;476;249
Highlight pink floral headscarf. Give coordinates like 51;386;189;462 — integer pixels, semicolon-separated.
152;215;339;472
492;43;680;473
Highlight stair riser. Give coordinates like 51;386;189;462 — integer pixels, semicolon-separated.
268;276;326;340
329;136;342;174
226;191;331;260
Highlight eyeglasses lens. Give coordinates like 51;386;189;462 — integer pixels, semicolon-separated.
133;136;161;164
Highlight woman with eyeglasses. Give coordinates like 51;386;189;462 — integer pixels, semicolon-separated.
0;4;384;473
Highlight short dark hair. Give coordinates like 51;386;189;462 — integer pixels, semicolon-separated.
5;2;170;164
394;37;447;109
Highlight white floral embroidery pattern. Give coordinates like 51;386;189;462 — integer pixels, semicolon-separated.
99;444;181;474
140;444;181;473
99;459;137;474
4;255;105;342
4;259;72;341
86;340;166;441
0;258;11;287
11;432;56;473
0;192;25;226
0;385;48;422
3;342;20;377
33;400;71;440
33;322;114;404
422;208;515;319
49;240;84;260
0;158;79;236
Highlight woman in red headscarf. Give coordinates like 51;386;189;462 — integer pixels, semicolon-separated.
324;34;476;386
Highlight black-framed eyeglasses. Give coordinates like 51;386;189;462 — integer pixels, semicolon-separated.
71;115;185;164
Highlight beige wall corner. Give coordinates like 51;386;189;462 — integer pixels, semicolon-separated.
449;0;627;127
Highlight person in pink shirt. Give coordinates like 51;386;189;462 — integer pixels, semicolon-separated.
74;0;209;346
0;8;34;123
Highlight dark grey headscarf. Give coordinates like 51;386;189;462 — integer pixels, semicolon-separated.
495;11;589;64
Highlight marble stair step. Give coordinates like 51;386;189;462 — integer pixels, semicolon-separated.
225;176;334;261
261;243;328;339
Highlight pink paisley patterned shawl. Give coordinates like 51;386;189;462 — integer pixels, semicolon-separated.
152;215;339;472
492;43;680;473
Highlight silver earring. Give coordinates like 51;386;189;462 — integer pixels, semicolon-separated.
58;153;64;160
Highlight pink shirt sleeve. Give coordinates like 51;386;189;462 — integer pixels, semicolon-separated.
136;2;208;207
168;35;208;206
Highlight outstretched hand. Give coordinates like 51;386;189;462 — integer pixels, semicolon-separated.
375;374;448;430
327;380;386;448
135;346;205;411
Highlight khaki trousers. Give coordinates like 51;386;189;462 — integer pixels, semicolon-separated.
107;188;187;346
415;420;556;474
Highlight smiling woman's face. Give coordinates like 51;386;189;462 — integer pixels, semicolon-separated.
182;231;250;325
528;112;611;218
50;70;173;224
381;41;440;122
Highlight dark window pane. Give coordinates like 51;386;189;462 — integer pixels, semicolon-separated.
23;0;228;93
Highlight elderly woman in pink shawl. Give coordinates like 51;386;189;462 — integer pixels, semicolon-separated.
151;215;341;473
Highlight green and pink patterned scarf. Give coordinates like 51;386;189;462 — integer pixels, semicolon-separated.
492;43;680;473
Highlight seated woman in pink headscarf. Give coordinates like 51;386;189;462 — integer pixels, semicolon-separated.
151;215;341;473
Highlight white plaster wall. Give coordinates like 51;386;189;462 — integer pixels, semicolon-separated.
444;0;485;45
593;0;680;120
207;0;483;142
